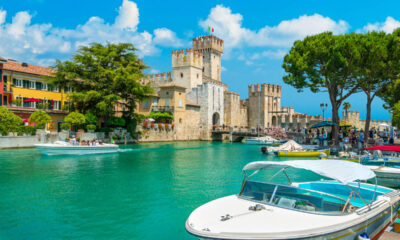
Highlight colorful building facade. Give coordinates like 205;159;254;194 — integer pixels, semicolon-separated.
0;58;71;131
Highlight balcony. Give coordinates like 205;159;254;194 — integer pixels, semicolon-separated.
5;105;68;115
151;106;174;112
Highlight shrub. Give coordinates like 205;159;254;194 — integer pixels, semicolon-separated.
62;105;70;111
60;123;71;131
112;134;121;140
84;113;97;125
98;127;113;133
14;98;22;107
107;117;125;127
21;125;36;135
143;122;148;128
145;112;173;123
65;112;86;131
29;111;52;129
37;102;50;110
0;106;23;135
86;124;97;131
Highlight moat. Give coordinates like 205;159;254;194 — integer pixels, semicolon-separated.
0;142;324;239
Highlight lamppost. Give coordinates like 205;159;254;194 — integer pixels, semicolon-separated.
320;103;328;120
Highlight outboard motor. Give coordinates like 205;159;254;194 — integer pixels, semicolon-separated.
261;147;267;154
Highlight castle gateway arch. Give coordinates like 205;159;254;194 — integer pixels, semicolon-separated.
212;112;220;126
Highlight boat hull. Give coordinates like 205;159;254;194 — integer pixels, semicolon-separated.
187;197;400;240
277;149;330;157
35;144;119;155
245;139;282;145
368;168;400;188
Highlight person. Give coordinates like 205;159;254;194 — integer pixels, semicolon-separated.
359;131;365;149
339;130;343;142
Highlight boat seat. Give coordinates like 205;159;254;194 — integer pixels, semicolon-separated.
277;197;297;208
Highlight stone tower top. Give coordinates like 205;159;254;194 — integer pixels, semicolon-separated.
171;49;203;69
248;83;281;97
192;35;223;53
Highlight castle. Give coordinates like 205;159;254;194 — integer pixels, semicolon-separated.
135;35;324;141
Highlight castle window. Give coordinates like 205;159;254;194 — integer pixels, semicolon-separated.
178;99;182;108
166;91;169;95
179;118;182;124
180;73;183;78
202;67;204;72
197;74;199;79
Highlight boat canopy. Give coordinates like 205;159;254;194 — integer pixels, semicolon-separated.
243;160;376;184
364;145;400;152
310;121;337;129
268;140;302;151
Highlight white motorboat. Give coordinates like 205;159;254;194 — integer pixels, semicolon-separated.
35;141;119;155
245;136;283;145
261;140;302;154
365;164;400;188
186;160;400;240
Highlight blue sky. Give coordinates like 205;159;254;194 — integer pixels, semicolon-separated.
1;0;400;120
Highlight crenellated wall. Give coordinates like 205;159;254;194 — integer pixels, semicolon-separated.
172;49;203;90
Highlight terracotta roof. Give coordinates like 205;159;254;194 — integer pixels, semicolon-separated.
0;56;6;62
2;60;55;77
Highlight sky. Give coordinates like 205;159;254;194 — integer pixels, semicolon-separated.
1;0;400;121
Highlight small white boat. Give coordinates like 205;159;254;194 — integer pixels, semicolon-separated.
186;160;400;240
365;165;400;188
245;136;283;145
35;141;119;155
261;140;302;154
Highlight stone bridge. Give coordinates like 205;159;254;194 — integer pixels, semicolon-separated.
211;129;266;142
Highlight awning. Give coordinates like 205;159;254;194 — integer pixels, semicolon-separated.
378;123;391;128
340;120;352;127
364;145;400;152
243;160;375;184
310;121;337;129
24;98;42;103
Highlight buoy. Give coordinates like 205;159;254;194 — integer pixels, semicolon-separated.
358;233;370;240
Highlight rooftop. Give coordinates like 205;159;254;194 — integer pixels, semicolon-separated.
1;59;55;77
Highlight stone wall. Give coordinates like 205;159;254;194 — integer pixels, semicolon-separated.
0;136;39;149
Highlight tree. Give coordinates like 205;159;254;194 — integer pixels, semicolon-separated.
343;102;351;118
52;42;153;125
355;31;400;144
392;101;400;128
282;33;359;144
64;112;86;131
45;59;73;108
0;106;23;135
84;113;97;125
29;111;52;129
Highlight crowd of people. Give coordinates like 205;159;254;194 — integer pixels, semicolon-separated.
68;137;104;146
303;126;398;149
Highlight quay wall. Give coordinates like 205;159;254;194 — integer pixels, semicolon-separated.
0;136;39;149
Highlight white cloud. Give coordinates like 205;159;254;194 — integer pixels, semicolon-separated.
251;50;287;60
361;17;400;33
200;5;349;51
0;0;183;65
221;66;227;72
149;69;159;74
153;28;186;47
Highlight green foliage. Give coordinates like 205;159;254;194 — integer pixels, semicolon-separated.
28;111;52;129
146;112;173;123
0;106;23;135
86;124;97;131
14;98;22;107
392;101;400;128
98;127;113;133
52;42;154;123
60;123;71;131
84;113;97;125
107;117;126;127
21;125;36;135
65;112;86;131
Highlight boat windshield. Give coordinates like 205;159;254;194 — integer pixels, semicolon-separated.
239;181;352;214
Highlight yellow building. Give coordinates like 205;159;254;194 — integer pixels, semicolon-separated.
0;58;71;131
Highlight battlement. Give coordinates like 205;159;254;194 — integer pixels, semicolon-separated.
342;110;360;119
141;72;173;86
192;35;223;53
248;83;282;96
172;48;203;68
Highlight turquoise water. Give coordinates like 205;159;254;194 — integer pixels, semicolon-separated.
0;142;322;240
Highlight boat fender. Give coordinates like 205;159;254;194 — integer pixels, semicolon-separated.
357;233;370;240
319;152;327;158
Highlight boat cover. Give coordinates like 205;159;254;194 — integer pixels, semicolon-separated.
268;140;302;152
243;160;376;184
251;136;278;141
364;145;400;152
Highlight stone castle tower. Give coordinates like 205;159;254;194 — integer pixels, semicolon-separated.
193;35;223;82
171;49;203;90
248;84;282;128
